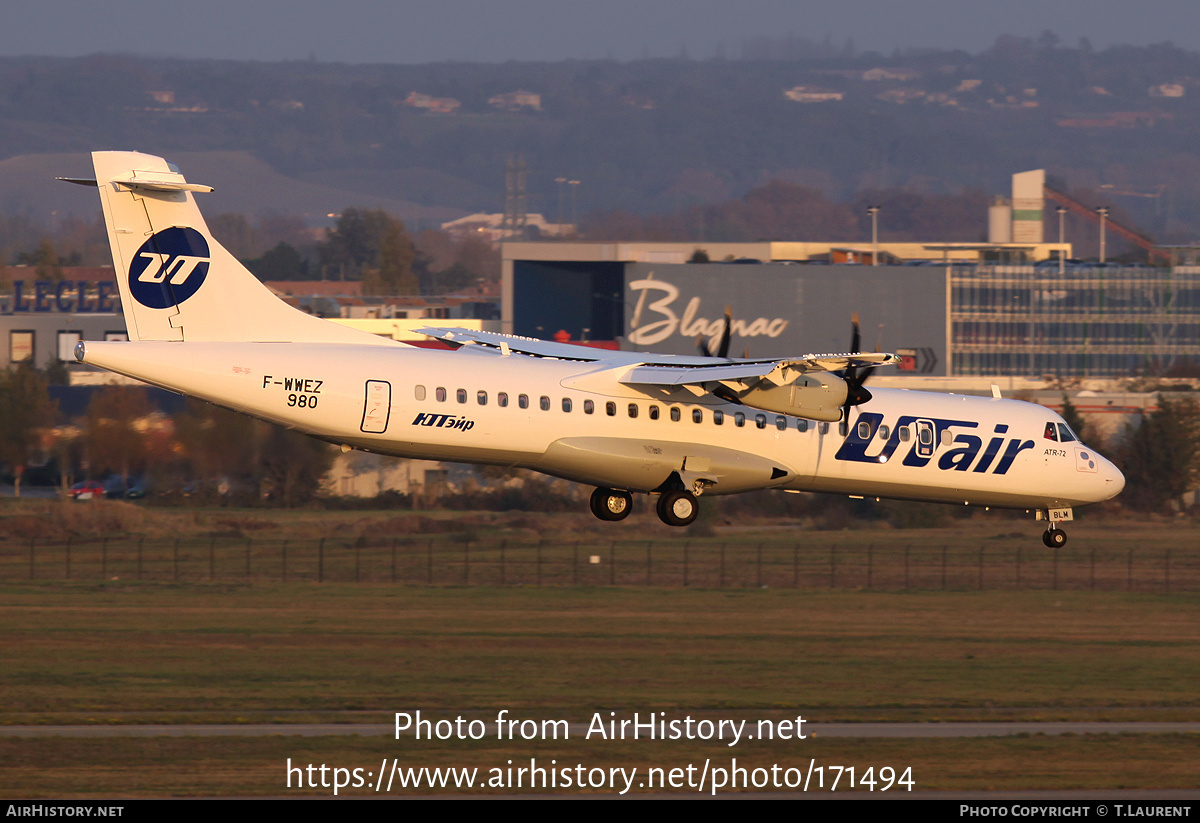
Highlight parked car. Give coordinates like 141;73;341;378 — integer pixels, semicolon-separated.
69;481;105;501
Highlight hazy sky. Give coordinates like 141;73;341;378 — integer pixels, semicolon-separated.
2;0;1199;63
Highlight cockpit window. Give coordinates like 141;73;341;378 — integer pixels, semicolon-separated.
1057;423;1077;442
1044;422;1058;441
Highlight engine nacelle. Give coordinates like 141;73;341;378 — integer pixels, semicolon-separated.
728;372;848;422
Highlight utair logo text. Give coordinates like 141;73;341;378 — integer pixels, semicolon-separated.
128;226;211;309
835;412;1035;474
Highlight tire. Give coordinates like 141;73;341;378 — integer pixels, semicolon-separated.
1043;529;1067;548
590;488;632;521
656;490;698;527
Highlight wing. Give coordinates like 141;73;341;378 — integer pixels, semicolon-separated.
620;352;899;387
419;327;899;422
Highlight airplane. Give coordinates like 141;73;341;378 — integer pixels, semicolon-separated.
63;151;1124;548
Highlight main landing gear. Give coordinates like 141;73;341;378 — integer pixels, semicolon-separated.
589;487;700;527
590;487;632;521
656;490;699;527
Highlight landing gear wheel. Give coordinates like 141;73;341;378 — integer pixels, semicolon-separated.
656;490;699;527
590;488;632;522
1042;529;1067;548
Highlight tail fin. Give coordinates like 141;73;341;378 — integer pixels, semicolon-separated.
91;151;390;345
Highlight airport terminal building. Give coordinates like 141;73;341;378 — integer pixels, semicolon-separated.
502;242;1200;379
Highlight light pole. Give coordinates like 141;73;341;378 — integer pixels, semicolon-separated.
1097;206;1109;263
867;205;880;266
1057;206;1067;274
569;180;581;233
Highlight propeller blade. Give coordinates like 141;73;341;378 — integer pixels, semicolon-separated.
716;305;732;358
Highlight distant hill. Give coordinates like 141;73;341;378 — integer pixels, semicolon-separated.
3;44;1200;241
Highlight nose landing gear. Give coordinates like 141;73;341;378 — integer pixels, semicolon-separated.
1042;527;1067;548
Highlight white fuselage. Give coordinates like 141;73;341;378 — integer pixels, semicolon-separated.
80;340;1124;511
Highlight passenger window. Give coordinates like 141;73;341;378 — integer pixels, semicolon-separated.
562;398;572;412
776;416;786;431
540;396;550;411
899;426;910;442
477;391;487;405
713;410;724;425
606;401;616;416
518;394;529;409
693;409;703;423
436;387;447;402
670;407;681;422
734;412;745;427
1044;422;1058;441
498;392;509;407
456;389;467;403
649;405;660;420
584;399;594;414
858;421;871;439
628;403;638;418
414;385;426;401
755;414;767;429
941;430;953;447
878;424;890;440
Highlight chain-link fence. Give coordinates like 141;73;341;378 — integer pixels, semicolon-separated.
4;535;1196;592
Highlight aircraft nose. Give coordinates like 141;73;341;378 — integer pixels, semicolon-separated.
1100;457;1125;501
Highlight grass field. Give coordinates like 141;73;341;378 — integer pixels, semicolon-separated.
1;502;1198;796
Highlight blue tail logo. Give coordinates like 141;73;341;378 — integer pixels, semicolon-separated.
128;227;211;309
